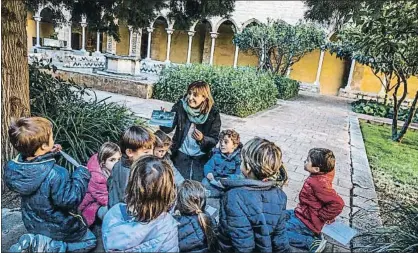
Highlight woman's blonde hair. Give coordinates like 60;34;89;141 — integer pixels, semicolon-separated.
241;137;288;185
126;155;176;222
176;180;217;250
98;142;121;165
186;81;214;114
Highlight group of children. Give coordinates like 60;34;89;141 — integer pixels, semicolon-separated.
5;81;345;253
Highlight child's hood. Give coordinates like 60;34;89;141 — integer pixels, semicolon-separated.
102;203;179;251
4;154;55;195
87;153;101;174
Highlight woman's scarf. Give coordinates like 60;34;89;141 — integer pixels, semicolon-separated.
181;98;210;124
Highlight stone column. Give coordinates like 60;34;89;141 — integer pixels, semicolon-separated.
34;15;41;47
130;29;142;57
233;45;239;68
95;32;101;53
80;21;87;52
146;27;154;60
345;59;356;90
165;28;174;63
314;50;325;86
67;26;72;50
186;31;195;64
106;34;117;54
209;32;218;65
128;26;134;56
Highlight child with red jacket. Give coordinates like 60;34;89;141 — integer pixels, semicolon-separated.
285;148;344;253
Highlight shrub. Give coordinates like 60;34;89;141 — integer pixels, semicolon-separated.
275;76;300;100
352;99;418;123
154;64;278;117
30;64;137;168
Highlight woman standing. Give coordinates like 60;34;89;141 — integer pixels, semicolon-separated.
161;80;221;181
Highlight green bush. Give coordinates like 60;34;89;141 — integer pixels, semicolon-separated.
352;99;418;123
154;64;278;117
30;64;137;167
275;76;300;100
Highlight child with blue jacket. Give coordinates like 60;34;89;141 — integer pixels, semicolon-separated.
5;117;96;252
218;137;290;253
202;129;243;197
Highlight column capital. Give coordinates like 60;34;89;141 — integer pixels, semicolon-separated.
187;31;196;37
165;28;175;35
147;27;154;33
210;32;218;39
80;22;87;28
128;25;133;31
34;16;41;22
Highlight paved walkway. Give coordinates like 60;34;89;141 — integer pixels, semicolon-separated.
88;89;353;221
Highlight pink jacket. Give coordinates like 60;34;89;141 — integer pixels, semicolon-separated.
78;154;109;226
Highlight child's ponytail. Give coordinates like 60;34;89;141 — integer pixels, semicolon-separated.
177;180;218;251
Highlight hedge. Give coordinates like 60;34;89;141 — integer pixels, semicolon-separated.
352;99;418;123
275;76;300;100
154;64;285;117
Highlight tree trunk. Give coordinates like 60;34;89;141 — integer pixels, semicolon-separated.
1;0;30;183
394;91;418;142
391;76;401;140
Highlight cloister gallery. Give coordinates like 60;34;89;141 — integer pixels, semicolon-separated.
26;1;418;99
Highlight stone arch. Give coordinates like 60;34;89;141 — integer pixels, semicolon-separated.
214;18;239;33
189;20;213;64
213;20;237;66
190;19;214;32
150;16;169;61
240;18;261;32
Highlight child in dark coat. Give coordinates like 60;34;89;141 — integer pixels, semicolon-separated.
285;148;344;253
175;180;218;253
202;129;243;197
108;125;155;208
4;117;96;252
218;137;290;253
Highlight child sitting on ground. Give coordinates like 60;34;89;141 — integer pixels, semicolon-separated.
5;117;96;252
154;130;185;186
108;125;155;208
102;156;178;252
285;148;344;253
79;142;121;227
218;137;290;252
174;180;218;253
202;129;243;197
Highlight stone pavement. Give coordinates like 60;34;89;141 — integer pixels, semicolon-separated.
88;89;353;220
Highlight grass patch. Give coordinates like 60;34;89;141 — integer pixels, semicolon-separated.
359;121;418;203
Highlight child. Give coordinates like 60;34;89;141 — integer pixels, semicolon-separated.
202;129;243;197
218;137;290;253
161;80;221;182
108;125;155;208
79;142;121;226
4;117;96;252
102;155;178;252
285;148;344;253
154;129;185;186
175;180;218;253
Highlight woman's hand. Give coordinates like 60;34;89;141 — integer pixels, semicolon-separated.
192;128;204;141
160;107;166;112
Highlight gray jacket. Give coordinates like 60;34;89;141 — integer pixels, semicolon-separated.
107;155;131;208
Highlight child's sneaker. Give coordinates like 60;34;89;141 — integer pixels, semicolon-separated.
309;235;327;253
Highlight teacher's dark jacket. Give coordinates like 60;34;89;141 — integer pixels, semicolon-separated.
161;99;221;157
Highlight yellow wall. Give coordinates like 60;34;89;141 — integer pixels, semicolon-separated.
170;30;189;63
290;50;320;83
237;50;258;67
190;24;207;63
151;22;167;61
213;23;235;66
116;25;130;56
27;12;36;49
319;51;349;95
40;22;54;39
357;65;418;99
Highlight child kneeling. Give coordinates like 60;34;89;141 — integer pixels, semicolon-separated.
5;117;96;252
202;129;243;197
79;142;121;226
102;156;178;252
285;148;344;253
218;137;290;252
175;180;218;252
